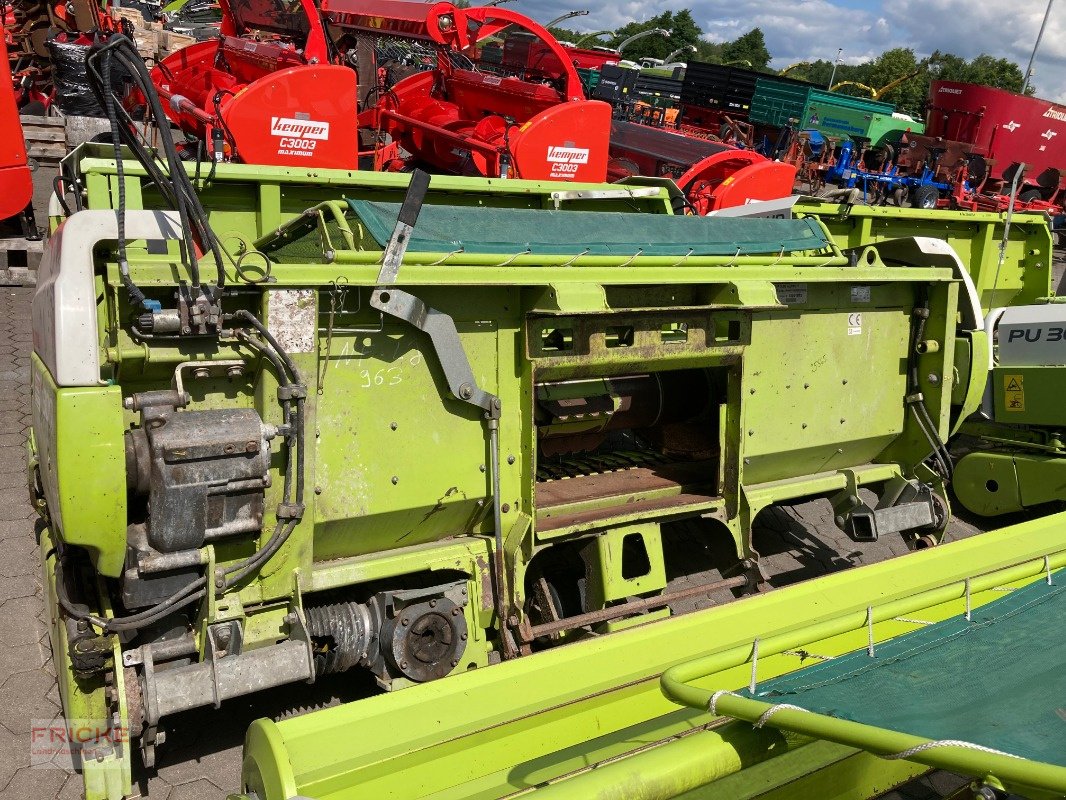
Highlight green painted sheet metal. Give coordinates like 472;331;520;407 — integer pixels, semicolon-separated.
238;511;1066;800
347;199;833;256
30;353;127;577
797;200;1055;313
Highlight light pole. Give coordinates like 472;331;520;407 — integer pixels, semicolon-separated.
544;10;589;28
827;48;842;90
1023;0;1055;94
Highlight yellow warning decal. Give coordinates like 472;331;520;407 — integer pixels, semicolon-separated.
1004;374;1025;412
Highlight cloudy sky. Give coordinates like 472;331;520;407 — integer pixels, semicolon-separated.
526;0;1066;102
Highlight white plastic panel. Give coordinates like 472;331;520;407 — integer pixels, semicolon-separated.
32;210;184;386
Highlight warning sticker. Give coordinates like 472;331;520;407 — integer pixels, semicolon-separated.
851;285;871;303
1004;374;1025;412
847;312;863;335
776;283;808;305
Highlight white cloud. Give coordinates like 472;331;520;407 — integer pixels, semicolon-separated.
521;0;1066;102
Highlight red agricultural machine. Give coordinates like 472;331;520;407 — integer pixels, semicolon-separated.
150;0;610;178
146;0;795;207
0;34;33;228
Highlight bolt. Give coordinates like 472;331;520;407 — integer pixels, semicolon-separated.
749;388;755;395
284;612;298;625
400;660;409;670
748;429;754;436
401;617;409;626
836;448;843;454
451;659;459;667
390;422;398;430
743;457;750;465
460;632;467;640
227;365;243;379
215;577;225;589
429;599;437;608
224;444;235;453
501;503;510;513
452;607;461;616
182;327;191;334
391;476;399;485
314;486;322;495
927;373;941;385
842;378;848;385
804;382;810;389
507;454;515;465
245;441;259;453
507;614;519;627
493;398;502;410
479;464;486;473
840;418;845;424
802;422;808;429
193;366;211;380
76;620;88;632
459;384;473;400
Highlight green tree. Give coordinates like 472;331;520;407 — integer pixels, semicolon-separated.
720;28;771;71
608;12;677;61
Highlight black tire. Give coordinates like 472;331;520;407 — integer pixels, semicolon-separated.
1019;189;1043;203
911;185;939;209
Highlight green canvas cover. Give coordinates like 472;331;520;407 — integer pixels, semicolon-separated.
748;569;1066;766
346;199;832;257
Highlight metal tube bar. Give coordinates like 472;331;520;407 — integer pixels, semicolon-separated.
379;110;502;155
329;252;849;267
150;639;313;719
708;692;1066;792
661;549;1066;792
528;574;750;639
138;549;209;574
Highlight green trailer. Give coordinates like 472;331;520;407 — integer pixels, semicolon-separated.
750;80;925;146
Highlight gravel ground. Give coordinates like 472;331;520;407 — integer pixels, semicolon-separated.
0;285;1026;800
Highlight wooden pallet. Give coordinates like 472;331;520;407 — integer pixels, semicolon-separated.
0;237;44;286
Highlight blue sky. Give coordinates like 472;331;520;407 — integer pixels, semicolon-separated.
521;0;1066;103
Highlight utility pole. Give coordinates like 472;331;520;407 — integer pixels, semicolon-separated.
827;48;842;90
1023;0;1055;94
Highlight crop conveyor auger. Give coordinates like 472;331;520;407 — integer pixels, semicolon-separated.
30;53;1043;799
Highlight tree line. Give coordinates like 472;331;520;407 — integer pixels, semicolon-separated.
549;11;1028;118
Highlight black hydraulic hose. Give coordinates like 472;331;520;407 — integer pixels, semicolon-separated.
906;296;953;480
53;549;207;633
231;310;302;381
88;38;200;289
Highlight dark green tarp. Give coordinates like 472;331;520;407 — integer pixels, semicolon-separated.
748;570;1066;766
346;200;831;257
